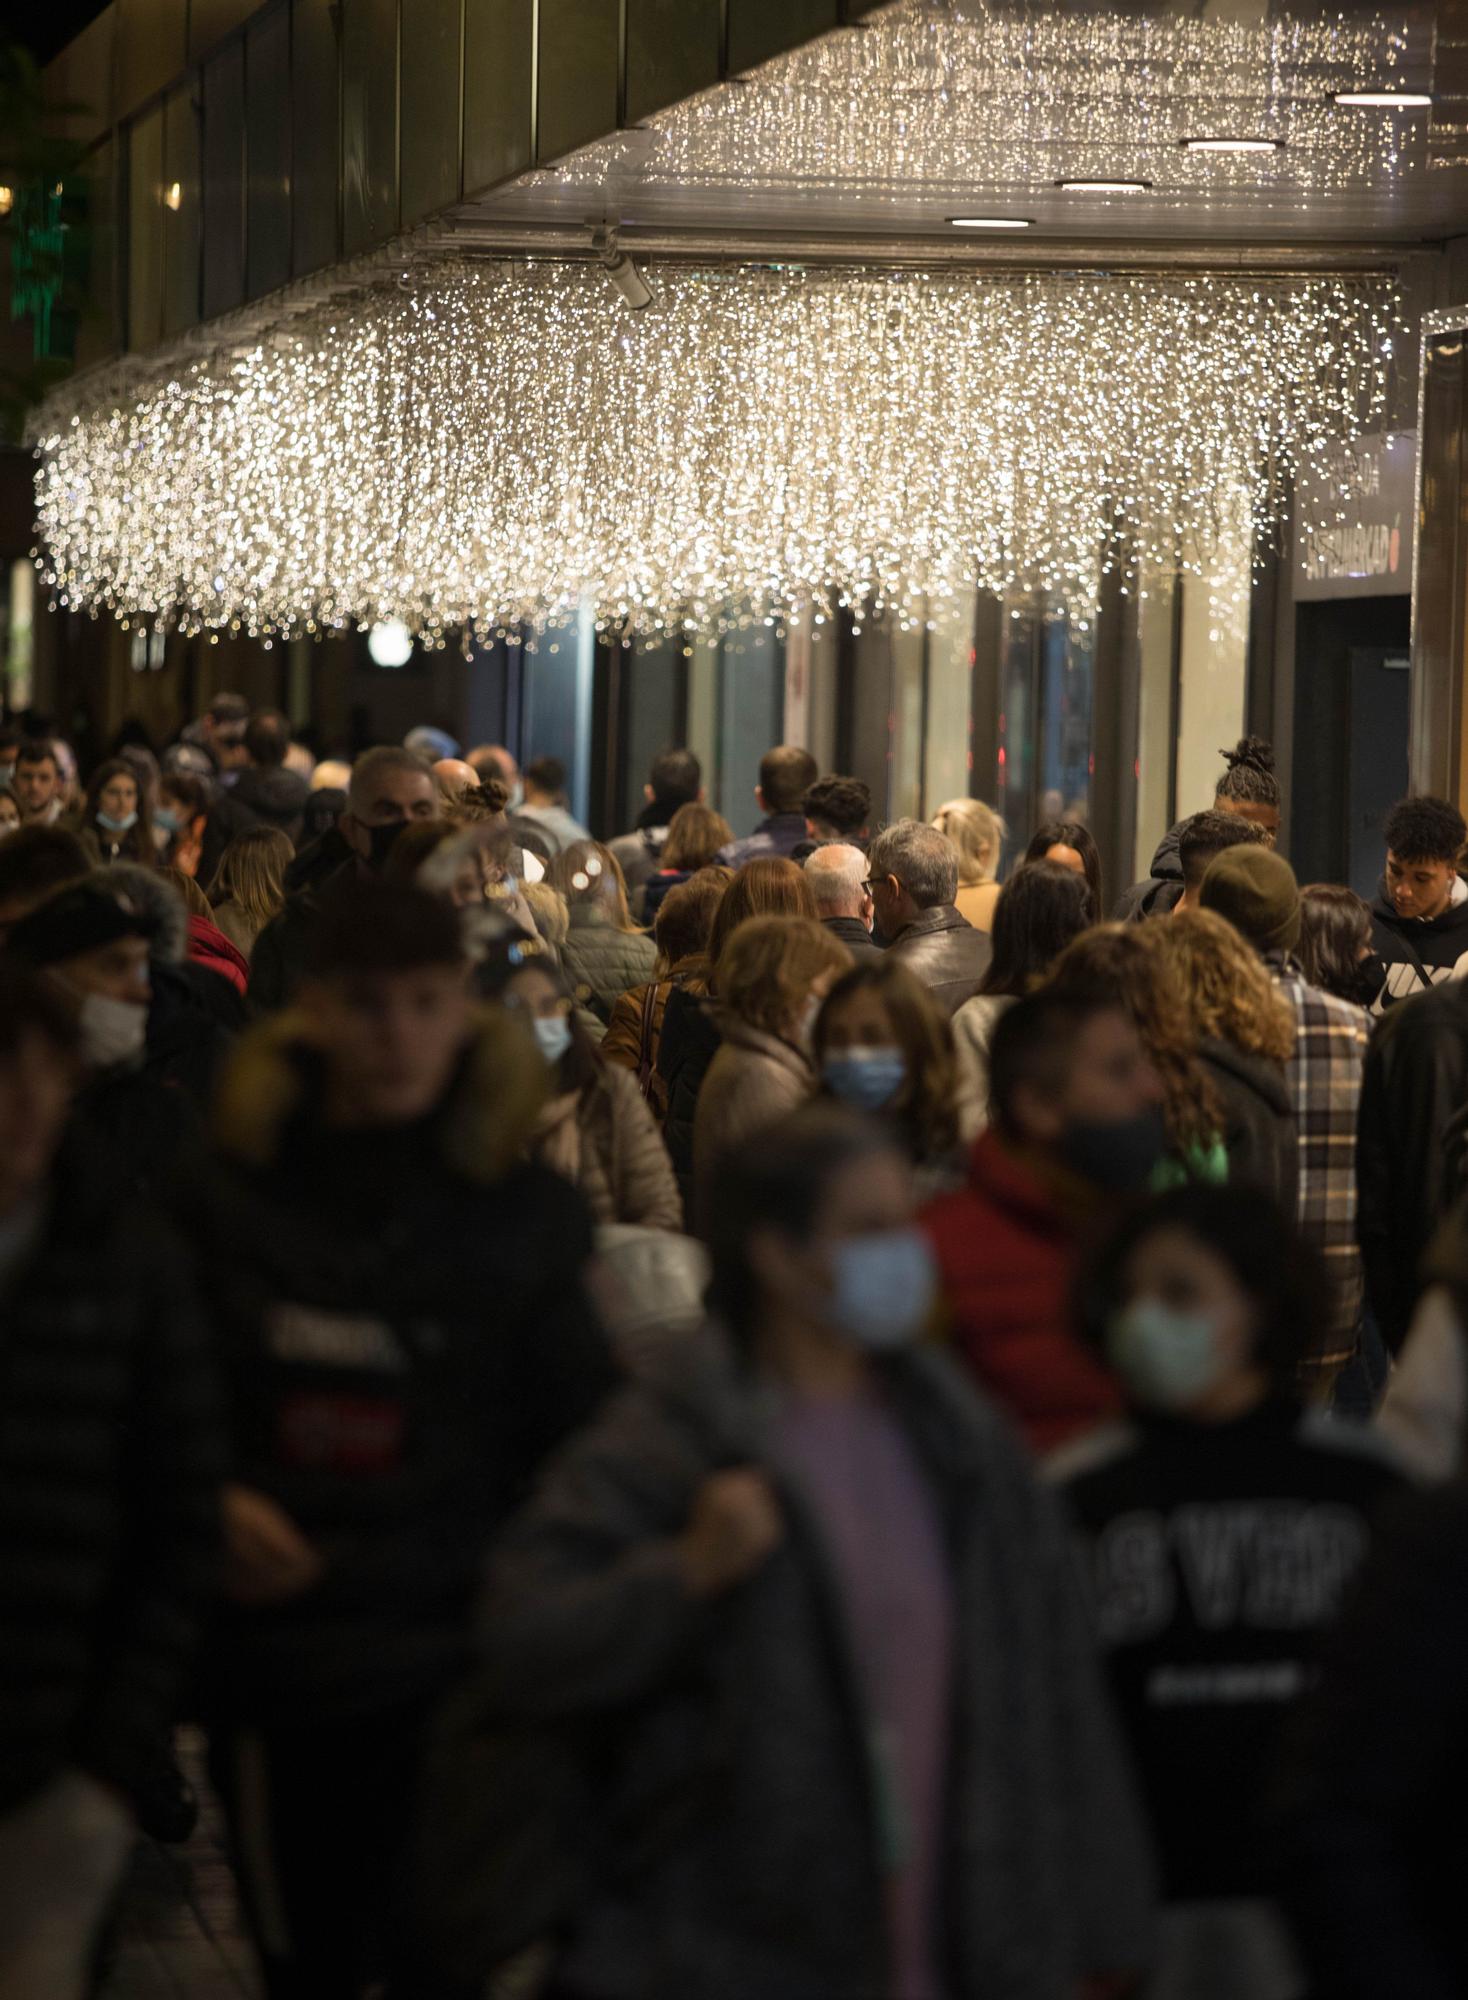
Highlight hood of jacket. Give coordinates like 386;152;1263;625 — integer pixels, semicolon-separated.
1372;872;1468;938
715;1010;815;1082
1197;1034;1291;1115
213;1005;547;1184
1148;823;1185;883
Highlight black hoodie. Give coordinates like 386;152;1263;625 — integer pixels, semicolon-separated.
1113;825;1184;922
1370;877;1468;1013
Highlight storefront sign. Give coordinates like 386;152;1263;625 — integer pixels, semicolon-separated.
1295;429;1415;600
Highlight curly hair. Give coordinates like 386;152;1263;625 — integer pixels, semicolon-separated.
1383;794;1467;866
814;957;965;1159
1046;922;1222;1155
717;915;852;1040
1149;909;1294;1065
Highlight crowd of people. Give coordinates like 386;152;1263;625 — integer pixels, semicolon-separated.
3;706;1468;1999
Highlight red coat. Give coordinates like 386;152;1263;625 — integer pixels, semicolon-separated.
187;913;250;996
923;1130;1122;1454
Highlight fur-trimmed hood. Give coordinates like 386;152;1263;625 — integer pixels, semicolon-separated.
212;1004;548;1185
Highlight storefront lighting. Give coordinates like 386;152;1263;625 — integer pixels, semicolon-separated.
948;216;1033;230
164;182;183;211
366;620;414;668
0;186;12;217
1331;90;1433;109
1057;179;1152;193
1180;137;1283;155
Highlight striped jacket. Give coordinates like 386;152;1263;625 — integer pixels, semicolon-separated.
1265;952;1372;1372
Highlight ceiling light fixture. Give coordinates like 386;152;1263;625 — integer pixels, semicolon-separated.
948;215;1034;229
1331;89;1433;109
1181;136;1282;155
1057;178;1152;193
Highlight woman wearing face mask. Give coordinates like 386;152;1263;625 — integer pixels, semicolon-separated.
814;958;980;1196
154;772;209;877
480;945;682;1232
693;915;852;1232
471;1105;1155;2000
1056;1185;1405;2000
1296;883;1385;1012
74;760;157;868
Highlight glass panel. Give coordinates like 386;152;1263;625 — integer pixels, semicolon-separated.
1038;605;1094;826
626;0;721;125
536;0;618;166
247;6;292;297
342;0;398;252
889;620;926;822
924;593;977;821
463;0;533;195
1134;567;1178;880
727;0;839;73
621;639;681;833
162;83;199;336
687;635;718;804
1174;502;1250;822
127;105;165;351
716;626;783;836
292;0;340;277
202;39;246;318
401;0;461;223
996;599;1039;852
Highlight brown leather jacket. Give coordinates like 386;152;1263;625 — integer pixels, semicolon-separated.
886;904;993;1016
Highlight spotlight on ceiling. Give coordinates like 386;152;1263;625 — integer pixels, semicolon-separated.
367;619;414;669
1181;136;1283;154
948;216;1035;230
1331;89;1433;108
1057;179;1153;193
592;225;656;312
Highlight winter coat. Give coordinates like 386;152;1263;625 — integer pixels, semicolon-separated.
821;914;885;965
473;1330;1156;2000
73;817;157;869
187;912;250;995
0;1138;221;1815
249;859;355;1014
1370;876;1468;1012
1357;976;1468;1349
178;1010;619;1724
1274;1481;1468;2000
210;897;269;963
1197;1035;1297;1210
924;1132;1123;1453
951;992;1015;1121
602;957;707;1113
559;906;659;1027
1113;826;1184;923
608;820;669;897
638;868;692;925
885;904;993;1017
718;812;810;870
693;1016;817;1195
657;987;722;1214
955;880;1002;932
529;1065;683;1230
285;824;354;896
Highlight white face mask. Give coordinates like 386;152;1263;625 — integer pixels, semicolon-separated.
78;992;148;1071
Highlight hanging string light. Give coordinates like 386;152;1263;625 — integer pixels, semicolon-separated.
31;260;1400;642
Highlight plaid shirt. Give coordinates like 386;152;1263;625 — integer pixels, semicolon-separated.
1265;951;1372;1367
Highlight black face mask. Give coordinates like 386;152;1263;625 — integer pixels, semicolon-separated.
1346;952;1388;1010
366;819;407;872
1059;1106;1168;1194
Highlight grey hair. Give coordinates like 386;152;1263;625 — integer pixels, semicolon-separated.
803;843;867;917
867;819;958;910
348;745;434;813
101;863;188;965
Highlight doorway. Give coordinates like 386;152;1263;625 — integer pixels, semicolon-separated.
1290;595;1411;897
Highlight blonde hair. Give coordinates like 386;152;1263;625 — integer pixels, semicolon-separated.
522;881;570;950
209;826;293;931
1150;909;1295;1065
931;798;1003;887
717;915;852;1040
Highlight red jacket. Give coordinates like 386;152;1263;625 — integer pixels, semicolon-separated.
187;914;250;996
923;1130;1122;1454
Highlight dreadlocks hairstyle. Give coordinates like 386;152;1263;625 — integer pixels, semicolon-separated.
1215;737;1281;809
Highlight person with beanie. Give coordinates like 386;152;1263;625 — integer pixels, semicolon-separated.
1199;847;1371;1398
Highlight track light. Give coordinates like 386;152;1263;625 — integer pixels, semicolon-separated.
593;227;656;312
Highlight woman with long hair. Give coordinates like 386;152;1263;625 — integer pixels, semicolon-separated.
639;803;736;924
952;861;1093;1102
602;868;730;1108
815;957;978;1194
547;839;658;1026
209;825;295;962
930;798;1005;931
1047;922;1226;1182
1297;882;1382;1010
1023;819;1103;922
1150;909;1297;1206
75;758;156;868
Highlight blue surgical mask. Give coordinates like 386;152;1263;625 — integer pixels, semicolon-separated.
96;809;138;834
828;1227;937;1350
822;1047;907;1113
1107;1299;1224;1412
532;1014;573;1068
155;806;184;835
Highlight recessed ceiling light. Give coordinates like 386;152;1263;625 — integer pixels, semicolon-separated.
948;216;1035;230
1057;178;1153;193
1332;89;1433;108
1181;136;1283;155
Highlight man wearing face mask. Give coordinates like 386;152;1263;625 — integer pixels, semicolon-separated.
250;745;441;1014
471;1104;1154;2000
923;988;1168;1452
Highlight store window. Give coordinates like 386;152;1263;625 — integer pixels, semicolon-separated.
994;596;1095;856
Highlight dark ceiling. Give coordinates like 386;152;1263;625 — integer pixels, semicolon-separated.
12;4;108;67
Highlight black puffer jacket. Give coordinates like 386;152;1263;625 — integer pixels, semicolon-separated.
181;1011;619;1724
1113;826;1185;922
0;1141;222;1813
656;986;723;1214
559;906;658;1027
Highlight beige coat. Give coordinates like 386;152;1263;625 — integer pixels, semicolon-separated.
529;1063;682;1231
693;1017;817;1198
956;880;1002;933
